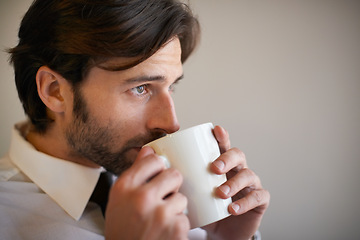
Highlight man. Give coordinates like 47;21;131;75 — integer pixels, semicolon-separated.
0;0;270;239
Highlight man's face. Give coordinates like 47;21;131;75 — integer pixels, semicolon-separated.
65;38;183;175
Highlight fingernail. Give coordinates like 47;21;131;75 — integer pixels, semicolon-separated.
231;203;240;213
213;160;225;171
219;184;230;195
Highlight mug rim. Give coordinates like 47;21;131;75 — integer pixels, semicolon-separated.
144;122;214;146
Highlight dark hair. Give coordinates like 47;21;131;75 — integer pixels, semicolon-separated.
8;0;200;133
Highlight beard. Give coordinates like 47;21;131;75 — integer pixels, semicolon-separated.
65;87;165;176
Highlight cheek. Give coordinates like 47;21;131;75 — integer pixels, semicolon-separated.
93;98;149;133
84;84;151;131
83;90;120;122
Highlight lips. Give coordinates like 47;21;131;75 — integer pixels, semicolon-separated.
132;147;142;152
124;133;166;155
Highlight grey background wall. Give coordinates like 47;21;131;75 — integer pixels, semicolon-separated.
1;1;360;239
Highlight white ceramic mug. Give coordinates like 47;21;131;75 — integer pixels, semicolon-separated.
144;123;232;229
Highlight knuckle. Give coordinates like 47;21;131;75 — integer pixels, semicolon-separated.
174;192;188;209
228;148;247;169
169;168;183;182
243;168;257;182
263;189;271;204
232;147;245;158
173;216;190;238
164;168;183;187
140;153;163;168
153;154;166;166
179;192;188;205
253;190;262;204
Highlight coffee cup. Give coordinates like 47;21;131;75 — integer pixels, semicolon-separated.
144;122;232;229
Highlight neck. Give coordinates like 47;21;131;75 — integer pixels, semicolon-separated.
26;125;100;168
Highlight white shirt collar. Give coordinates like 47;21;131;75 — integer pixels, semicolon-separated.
9;122;103;221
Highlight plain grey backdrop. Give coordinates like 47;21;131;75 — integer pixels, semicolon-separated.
1;0;360;239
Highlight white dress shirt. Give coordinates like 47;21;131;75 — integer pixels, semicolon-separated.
0;122;207;239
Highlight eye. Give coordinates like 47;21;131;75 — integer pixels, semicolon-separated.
130;85;148;96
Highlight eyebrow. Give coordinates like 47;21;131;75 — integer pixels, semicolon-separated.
125;74;184;85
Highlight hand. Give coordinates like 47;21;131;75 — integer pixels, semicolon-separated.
203;126;270;240
105;147;190;240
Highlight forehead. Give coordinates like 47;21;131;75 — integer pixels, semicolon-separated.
82;38;183;88
99;37;182;74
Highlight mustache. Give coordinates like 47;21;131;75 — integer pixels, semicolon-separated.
103;131;168;175
124;131;167;150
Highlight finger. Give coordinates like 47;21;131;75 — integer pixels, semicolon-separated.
121;147;166;187
211;147;247;175
213;125;231;153
215;168;261;199
146;168;184;200
163;192;188;215
171;214;191;238
137;145;155;159
164;193;190;236
151;193;189;236
228;189;270;215
139;192;190;239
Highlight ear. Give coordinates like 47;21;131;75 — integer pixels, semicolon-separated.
36;66;71;114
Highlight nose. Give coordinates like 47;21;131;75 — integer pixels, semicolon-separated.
146;92;180;134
